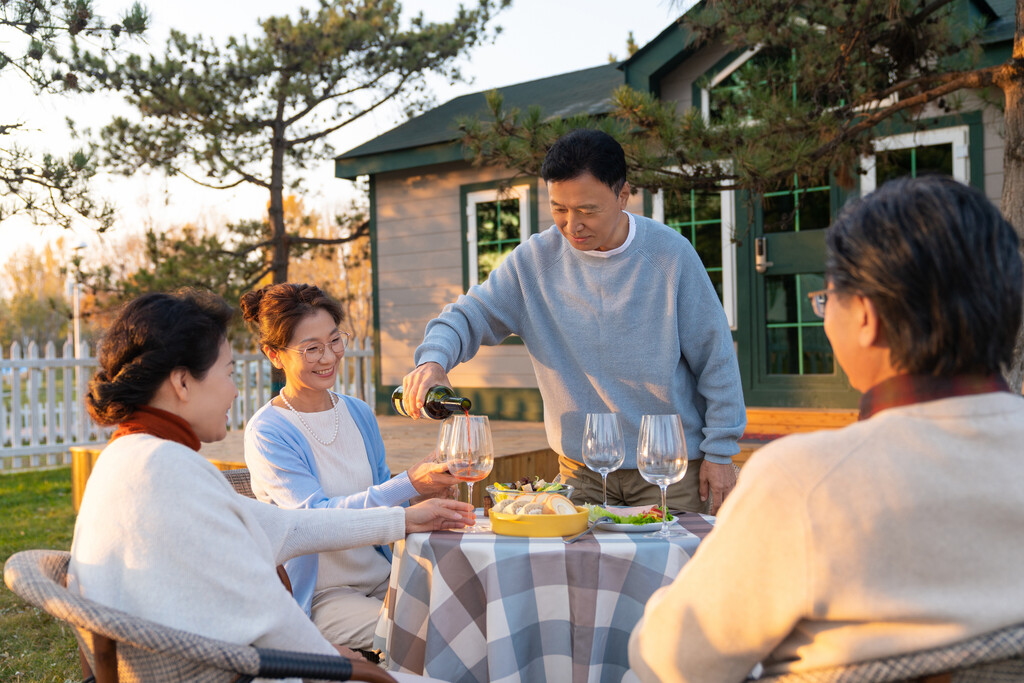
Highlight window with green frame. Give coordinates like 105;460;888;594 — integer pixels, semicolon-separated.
875;143;954;185
704;47;810;125
475;197;522;282
663;189;725;303
762;174;835;376
464;184;532;287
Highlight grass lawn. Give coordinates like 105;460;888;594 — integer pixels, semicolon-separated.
0;468;79;683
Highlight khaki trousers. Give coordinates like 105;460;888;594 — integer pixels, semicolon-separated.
558;454;704;513
310;576;389;650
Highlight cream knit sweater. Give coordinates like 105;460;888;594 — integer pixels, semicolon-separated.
69;434;406;659
629;392;1024;682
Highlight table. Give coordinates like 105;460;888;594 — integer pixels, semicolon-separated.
374;513;714;683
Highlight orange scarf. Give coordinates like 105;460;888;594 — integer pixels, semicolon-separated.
110;405;201;451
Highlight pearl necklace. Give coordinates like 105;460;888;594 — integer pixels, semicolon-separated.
280;390;338;446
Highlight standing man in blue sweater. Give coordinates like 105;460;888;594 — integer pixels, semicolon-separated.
401;129;746;513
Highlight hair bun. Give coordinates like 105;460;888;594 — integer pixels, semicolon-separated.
239;288;266;325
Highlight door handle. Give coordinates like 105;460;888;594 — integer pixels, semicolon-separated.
755;238;773;274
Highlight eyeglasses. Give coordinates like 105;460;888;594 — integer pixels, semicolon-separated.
806;289;829;319
281;332;351;363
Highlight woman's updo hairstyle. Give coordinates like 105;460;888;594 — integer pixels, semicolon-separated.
86;289;234;425
240;283;344;351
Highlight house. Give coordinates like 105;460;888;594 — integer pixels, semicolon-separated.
335;1;1012;421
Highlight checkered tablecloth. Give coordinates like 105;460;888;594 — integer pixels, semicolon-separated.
374;513;714;683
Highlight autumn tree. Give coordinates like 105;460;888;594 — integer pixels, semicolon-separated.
0;239;74;348
460;0;1024;391
78;0;508;284
79;195;371;341
0;0;147;231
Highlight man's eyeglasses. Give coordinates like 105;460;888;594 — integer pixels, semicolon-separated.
806;289;829;319
281;332;351;363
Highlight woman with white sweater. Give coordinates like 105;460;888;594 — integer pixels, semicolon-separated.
241;283;461;654
69;289;473;676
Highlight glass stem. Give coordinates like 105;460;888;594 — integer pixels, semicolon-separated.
660;484;669;536
467;482;474;510
601;472;609;507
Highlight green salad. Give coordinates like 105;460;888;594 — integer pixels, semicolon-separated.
585;504;674;525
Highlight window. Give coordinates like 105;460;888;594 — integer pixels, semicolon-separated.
701;47;799;124
464;184;532;287
761;174;834;376
860;126;969;193
652;187;738;329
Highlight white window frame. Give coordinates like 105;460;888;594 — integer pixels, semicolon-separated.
652;186;738;330
700;47;761;124
859;126;970;195
465;184;532;287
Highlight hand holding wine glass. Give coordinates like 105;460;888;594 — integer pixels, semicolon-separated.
637;414;688;539
582;413;625;507
446;414;495;532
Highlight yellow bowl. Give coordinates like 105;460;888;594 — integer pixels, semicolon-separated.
489;506;589;538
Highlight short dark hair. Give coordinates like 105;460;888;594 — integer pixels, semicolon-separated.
541;129;627;193
86;289;234;425
240;283;344;351
826;174;1022;376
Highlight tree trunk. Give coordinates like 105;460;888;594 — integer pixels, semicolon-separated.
268;129;289;284
999;0;1024;393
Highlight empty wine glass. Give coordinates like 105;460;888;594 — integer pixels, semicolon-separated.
446;414;495;533
582;413;625;507
637;414;688;539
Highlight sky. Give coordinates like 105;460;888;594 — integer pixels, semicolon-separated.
1;0;684;269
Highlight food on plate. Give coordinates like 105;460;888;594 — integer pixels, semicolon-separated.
491;492;577;516
586;504;674;525
493;477;568;494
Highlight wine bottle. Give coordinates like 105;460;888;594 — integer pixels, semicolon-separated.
391;385;472;420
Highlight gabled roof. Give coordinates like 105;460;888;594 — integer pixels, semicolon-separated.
335;63;625;179
336;0;1013;180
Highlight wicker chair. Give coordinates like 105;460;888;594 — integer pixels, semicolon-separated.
3;549;398;683
221;467;255;499
757;622;1024;683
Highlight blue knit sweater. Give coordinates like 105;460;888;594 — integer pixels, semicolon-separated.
415;214;746;467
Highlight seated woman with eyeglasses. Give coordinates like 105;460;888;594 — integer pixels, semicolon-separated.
70;289;473;678
241;283;462;654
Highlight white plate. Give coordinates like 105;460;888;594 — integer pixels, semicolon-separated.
594;506;686;534
597;520;672;533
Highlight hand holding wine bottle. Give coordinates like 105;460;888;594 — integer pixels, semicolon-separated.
395;360;456;419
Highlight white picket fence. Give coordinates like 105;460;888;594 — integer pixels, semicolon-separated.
0;338;376;473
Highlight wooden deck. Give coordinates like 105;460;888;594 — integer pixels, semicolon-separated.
74;408;860;510
198;416;558;508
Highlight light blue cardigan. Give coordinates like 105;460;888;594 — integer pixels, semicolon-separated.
243;392;418;615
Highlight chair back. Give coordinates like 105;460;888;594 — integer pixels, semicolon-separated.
3;549;398;682
758;622;1024;682
4;549;259;682
221;468;255;499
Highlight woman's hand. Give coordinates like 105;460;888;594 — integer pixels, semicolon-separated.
408;455;461;497
405;498;476;533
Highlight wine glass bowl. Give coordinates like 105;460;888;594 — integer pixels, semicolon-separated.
445;414;495;532
582;413;625;507
636;414;688;539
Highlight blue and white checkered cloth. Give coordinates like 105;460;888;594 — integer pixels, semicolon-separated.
374;513;714;683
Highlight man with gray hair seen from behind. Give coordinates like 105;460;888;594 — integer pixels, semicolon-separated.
401;128;746;513
628;174;1024;682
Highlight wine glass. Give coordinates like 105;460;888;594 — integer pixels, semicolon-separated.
582;413;625;507
636;414;688;539
434;417;460;500
446;414;495;533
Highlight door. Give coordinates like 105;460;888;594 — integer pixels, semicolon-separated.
737;129;966;408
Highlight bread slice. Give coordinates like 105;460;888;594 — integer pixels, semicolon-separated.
543;494;577;515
